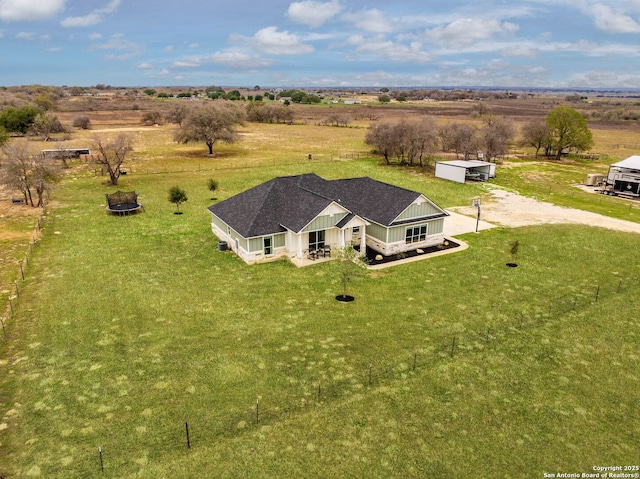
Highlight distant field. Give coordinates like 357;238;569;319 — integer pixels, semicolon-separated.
1;98;639;478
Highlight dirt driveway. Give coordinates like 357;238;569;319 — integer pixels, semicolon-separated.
444;189;640;236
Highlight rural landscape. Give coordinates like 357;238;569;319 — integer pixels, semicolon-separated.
1;85;639;478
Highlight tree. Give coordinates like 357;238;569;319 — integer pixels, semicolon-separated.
334;246;368;300
207;178;218;200
378;95;391;104
72;115;92;130
141;110;163;126
0;142;61;207
481;117;515;162
174;102;245;156
91;133;134;186
166;103;190;127
520;119;550;157
0;126;8;149
546;106;594;159
28;112;67;141
168;185;188;213
0;105;41;134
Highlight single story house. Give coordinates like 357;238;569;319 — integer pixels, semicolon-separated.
435;160;496;184
207;173;449;265
606;155;640;197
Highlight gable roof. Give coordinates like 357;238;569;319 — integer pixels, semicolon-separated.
208;173;446;238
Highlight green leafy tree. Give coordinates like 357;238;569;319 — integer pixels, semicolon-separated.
546;106;594;159
378;95;391;104
0;106;41;134
174;102;245;156
168;185;188;213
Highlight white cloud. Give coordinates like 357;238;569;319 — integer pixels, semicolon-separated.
344;8;394;33
137;62;154;70
0;0;65;22
287;0;343;28
61;0;120;28
588;3;640;33
250;26;314;55
91;33;144;60
426;18;519;49
172;59;201;68
15;30;34;40
89;32;102;41
210;51;273;69
348;35;432;63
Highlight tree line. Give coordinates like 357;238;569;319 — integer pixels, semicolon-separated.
365;105;594;166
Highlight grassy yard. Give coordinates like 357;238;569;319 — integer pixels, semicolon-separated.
0;121;639;478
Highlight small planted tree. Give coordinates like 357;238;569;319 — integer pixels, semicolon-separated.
207;178;219;200
335;246;368;302
507;239;520;267
169;186;188;214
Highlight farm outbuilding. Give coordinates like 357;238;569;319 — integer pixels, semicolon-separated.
435;160;496;184
605;155;640;198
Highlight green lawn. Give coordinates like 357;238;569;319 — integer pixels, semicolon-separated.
0;124;639;478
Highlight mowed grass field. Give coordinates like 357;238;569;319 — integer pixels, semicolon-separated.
0;116;639;478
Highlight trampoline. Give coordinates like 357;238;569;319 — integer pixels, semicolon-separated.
106;190;144;216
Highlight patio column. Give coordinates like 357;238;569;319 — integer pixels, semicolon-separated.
296;232;303;259
359;226;366;251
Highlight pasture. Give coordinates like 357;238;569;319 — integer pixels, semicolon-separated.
0;102;639;478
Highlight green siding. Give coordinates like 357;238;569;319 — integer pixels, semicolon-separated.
366;222;388;242
396;201;441;221
302;213;347;233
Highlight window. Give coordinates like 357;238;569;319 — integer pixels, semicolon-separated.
309;230;325;250
263;236;273;255
352;226;360;233
405;225;427;244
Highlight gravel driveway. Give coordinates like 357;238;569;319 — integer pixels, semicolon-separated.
444;189;640;236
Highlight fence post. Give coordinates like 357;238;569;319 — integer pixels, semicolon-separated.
368;364;372;386
413;352;417;371
595;285;600;303
99;446;104;474
185;422;191;449
255;399;259;424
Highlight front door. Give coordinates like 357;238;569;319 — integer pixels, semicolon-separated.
263;236;273;255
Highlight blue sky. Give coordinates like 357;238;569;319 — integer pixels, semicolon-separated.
1;0;640;88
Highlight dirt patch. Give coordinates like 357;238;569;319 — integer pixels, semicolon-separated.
450;189;640;235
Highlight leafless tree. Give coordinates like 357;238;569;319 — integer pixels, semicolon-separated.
365;116;438;166
28;112;68;142
520;119;551;157
481;116;516;161
91;133;134;186
1;142;61;206
165;103;191;127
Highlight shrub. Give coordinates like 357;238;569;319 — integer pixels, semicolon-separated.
72;115;91;129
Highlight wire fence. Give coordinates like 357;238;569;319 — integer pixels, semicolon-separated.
0;210;45;338
33;274;638;476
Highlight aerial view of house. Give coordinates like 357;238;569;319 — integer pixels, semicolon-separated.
207;173;449;265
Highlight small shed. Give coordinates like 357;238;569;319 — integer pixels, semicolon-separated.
606;155;640;197
435;160;496;184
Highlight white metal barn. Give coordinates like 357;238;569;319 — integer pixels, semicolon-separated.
435;160;496;184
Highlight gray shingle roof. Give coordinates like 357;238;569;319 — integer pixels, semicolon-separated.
208;174;443;238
